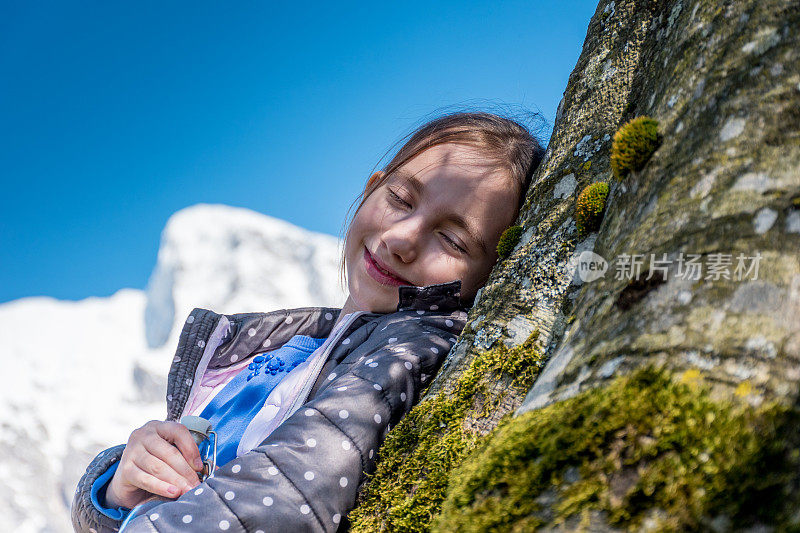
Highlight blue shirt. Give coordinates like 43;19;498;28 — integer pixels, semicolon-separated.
199;334;326;467
91;334;327;520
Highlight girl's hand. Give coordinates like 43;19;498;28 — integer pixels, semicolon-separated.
104;420;204;510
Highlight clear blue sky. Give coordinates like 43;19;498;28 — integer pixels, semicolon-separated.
0;1;598;304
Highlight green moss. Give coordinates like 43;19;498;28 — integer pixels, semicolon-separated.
349;330;542;532
575;182;610;236
433;367;800;532
496;225;523;259
610;116;661;180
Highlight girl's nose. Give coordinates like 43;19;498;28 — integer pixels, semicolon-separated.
381;215;424;264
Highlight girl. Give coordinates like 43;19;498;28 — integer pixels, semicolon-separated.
72;110;546;532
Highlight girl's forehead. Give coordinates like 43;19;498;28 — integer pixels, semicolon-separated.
396;143;508;188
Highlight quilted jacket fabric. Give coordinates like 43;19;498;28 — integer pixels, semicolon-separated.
71;280;468;532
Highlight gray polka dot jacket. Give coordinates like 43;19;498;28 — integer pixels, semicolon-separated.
71;280;468;532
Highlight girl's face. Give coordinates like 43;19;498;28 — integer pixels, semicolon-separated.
343;142;520;314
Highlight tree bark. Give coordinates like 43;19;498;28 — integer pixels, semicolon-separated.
350;0;800;529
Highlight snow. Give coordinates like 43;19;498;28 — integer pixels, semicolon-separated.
0;204;347;532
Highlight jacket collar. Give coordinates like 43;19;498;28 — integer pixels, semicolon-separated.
201;279;469;371
396;279;470;312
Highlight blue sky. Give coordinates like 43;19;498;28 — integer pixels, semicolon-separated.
0;1;598;303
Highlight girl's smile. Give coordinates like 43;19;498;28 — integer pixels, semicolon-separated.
363;246;414;287
340;142;521;315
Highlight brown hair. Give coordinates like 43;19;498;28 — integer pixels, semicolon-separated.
337;108;547;292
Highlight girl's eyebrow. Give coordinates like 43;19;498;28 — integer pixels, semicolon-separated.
393;170;489;255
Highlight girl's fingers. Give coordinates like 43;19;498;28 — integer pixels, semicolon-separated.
132;449;194;494
155;421;203;471
142;436;201;488
127;463;183;499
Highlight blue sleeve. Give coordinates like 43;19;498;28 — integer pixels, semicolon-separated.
89;461;131;521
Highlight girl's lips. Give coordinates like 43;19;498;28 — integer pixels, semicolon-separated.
363;247;412;287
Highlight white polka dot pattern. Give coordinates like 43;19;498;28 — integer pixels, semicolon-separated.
187;315;195;323
134;283;474;529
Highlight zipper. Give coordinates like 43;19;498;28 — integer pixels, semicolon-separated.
282;310;365;422
179;314;231;420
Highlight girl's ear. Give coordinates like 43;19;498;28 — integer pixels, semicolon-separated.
365;171;385;193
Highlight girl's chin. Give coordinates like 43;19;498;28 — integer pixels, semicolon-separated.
346;282;395;314
365;288;401;312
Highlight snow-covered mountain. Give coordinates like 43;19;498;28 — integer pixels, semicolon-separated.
0;204;347;532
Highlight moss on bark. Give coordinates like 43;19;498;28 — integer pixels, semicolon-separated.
349;331;542;532
434;367;800;532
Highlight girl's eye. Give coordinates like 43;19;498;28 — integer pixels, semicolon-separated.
388;187;467;254
440;233;467;254
387;188;412;208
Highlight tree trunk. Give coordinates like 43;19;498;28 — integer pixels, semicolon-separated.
350;0;800;530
